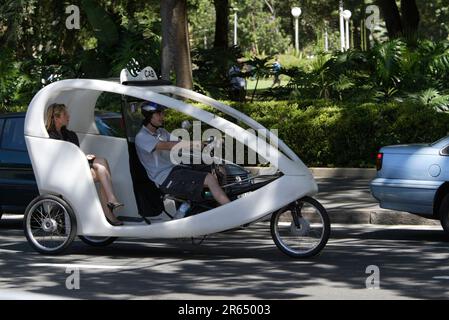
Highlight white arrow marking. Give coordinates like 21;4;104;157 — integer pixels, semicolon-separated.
29;263;129;270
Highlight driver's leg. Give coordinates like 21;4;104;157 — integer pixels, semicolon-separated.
204;173;230;205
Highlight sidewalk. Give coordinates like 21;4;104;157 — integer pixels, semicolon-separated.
311;167;439;226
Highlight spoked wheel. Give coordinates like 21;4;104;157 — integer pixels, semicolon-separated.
79;236;117;247
24;195;77;255
271;196;330;258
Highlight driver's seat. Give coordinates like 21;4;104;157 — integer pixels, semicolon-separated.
128;141;165;218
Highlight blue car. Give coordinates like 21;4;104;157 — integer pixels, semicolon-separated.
0;112;123;219
370;136;449;234
0;113;37;216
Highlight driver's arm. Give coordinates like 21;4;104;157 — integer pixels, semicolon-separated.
155;140;203;151
155;141;180;151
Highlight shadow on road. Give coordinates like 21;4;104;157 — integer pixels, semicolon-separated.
1;215;449;299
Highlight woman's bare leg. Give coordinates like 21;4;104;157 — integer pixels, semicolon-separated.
204;173;230;205
92;158;119;204
91;170;121;223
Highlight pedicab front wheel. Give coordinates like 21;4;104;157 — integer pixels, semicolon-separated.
270;196;330;258
24;195;77;255
79;236;117;247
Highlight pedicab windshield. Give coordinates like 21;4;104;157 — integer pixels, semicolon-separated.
119;93;279;171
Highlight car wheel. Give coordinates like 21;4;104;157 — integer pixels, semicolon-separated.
439;193;449;235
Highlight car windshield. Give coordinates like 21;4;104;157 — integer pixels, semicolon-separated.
430;135;449;147
94;112;125;138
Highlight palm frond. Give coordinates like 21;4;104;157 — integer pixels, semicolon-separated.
333;74;356;92
429;50;449;75
372;39;406;86
411;88;449;111
373;87;399;103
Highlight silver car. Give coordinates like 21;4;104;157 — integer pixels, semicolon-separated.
370;136;449;235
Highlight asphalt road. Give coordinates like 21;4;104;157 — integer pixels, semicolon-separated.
1;214;449;300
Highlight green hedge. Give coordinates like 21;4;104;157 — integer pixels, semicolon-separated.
166;100;449;167
8;99;449;168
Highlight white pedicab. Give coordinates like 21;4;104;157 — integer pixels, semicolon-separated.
23;68;331;258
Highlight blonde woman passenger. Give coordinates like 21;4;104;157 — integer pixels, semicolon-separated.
45;103;124;226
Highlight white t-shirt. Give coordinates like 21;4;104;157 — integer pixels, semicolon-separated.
135;126;178;186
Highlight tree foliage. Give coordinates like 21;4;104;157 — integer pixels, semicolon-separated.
0;0;161;110
1;0;449;110
280;38;449;110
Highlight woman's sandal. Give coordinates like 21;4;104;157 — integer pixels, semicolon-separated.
106;202;124;226
107;202;124;211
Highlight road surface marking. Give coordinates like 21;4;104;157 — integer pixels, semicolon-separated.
29;263;129;270
433;276;449;280
0;289;76;300
0;249;21;253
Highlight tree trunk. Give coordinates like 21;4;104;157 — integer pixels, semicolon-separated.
400;0;420;38
160;0;193;89
213;0;229;48
377;0;403;38
161;1;174;81
172;0;193;89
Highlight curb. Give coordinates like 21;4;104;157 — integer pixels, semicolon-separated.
247;166;378;179
326;209;440;226
310;167;376;179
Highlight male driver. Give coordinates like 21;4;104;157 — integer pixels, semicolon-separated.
135;102;230;220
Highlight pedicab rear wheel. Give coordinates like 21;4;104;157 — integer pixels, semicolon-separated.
24;195;77;255
271;196;330;258
79;236;117;247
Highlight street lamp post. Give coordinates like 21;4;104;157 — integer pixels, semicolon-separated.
233;8;238;46
291;7;302;54
342;9;352;50
339;1;345;52
324;20;329;52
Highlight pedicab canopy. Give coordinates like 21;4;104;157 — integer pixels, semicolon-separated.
24;66;306;176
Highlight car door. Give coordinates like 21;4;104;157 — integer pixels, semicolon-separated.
0;118;4;212
0;116;38;214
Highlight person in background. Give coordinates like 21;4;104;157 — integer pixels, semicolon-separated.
228;62;247;101
271;56;282;88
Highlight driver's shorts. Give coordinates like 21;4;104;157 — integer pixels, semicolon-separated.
160;166;209;201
